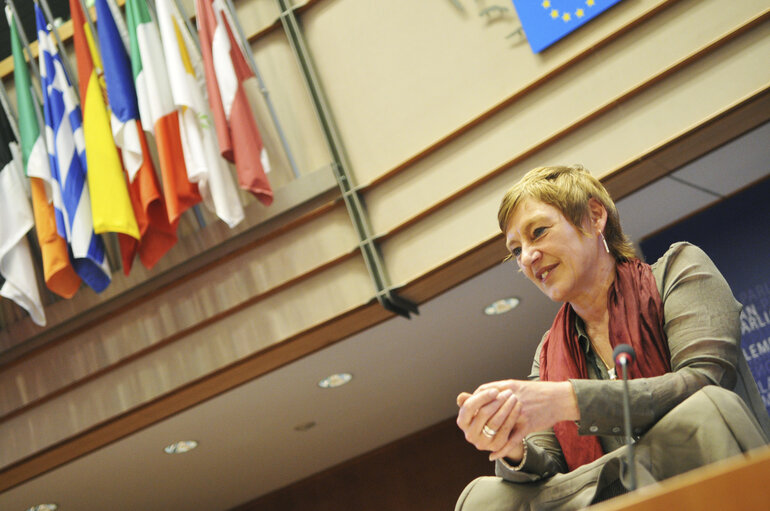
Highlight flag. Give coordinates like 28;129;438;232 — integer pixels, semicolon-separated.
94;0;177;273
0;107;46;326
156;0;245;228
9;9;81;298
70;0;139;241
125;0;202;226
196;0;273;206
36;4;111;292
511;0;625;53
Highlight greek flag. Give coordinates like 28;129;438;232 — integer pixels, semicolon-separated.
36;5;111;292
512;0;625;53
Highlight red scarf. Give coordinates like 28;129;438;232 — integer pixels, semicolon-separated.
539;259;671;471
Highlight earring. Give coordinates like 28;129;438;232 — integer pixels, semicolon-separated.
599;232;610;254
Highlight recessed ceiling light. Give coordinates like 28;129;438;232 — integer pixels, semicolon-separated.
484;297;520;315
26;505;58;511
163;440;198;454
317;373;352;388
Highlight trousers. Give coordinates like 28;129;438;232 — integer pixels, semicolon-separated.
455;386;768;511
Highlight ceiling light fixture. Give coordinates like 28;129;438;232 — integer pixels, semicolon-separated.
26;505;58;511
484;297;520;316
163;440;199;454
317;372;352;388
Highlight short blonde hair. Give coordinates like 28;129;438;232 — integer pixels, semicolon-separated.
497;165;635;261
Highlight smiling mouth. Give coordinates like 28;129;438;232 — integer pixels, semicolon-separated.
536;265;557;282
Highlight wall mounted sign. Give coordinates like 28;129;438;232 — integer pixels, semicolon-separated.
511;0;625;53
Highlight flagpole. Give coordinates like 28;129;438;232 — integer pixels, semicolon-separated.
0;83;28;202
5;1;44;91
37;0;80;100
0;86;29;201
145;0;157;21
172;0;200;49
0;81;21;143
78;0;101;62
5;2;50;160
105;0;130;52
76;0;109;82
223;0;300;179
5;4;47;161
0;79;27;196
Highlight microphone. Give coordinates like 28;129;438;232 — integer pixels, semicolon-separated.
612;344;637;492
613;344;636;367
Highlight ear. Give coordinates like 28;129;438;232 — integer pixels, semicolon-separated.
587;198;608;233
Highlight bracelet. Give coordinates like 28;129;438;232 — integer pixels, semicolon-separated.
504;439;528;471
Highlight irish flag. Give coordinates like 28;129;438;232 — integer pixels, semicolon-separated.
125;0;202;226
8;10;80;298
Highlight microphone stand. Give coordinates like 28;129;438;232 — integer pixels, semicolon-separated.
613;343;638;492
618;355;637;491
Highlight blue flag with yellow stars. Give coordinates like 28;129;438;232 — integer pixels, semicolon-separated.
512;0;625;53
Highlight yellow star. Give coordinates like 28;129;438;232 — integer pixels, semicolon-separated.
576;8;585;17
563;12;571;21
551;9;559;18
587;0;595;6
542;0;550;8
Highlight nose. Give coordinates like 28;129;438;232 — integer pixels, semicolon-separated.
519;244;540;270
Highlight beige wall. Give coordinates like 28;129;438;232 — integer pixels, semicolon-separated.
1;0;768;487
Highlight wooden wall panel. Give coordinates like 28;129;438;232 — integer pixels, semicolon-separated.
301;0;673;185
0;256;374;467
0;204;360;419
382;21;770;287
603;90;770;201
232;418;493;511
363;0;766;237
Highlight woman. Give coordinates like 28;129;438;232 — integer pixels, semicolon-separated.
455;165;768;510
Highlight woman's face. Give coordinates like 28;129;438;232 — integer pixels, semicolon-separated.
504;197;605;304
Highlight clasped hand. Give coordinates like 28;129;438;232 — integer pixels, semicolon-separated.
456;379;578;462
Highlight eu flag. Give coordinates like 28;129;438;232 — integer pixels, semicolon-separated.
512;0;625;53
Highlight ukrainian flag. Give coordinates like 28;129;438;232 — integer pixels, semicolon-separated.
512;0;625;53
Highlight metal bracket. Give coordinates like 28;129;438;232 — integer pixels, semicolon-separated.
276;0;417;318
